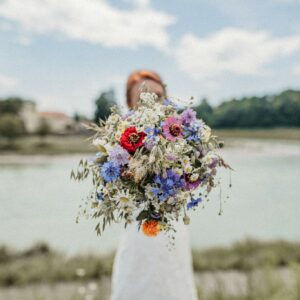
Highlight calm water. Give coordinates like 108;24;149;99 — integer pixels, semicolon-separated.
0;139;300;254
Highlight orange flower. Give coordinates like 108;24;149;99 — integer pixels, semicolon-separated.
142;220;161;237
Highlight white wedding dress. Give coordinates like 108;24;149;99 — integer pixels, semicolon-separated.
111;220;198;300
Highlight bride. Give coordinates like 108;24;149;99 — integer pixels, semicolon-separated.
110;70;198;300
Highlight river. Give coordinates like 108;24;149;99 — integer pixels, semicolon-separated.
0;138;299;254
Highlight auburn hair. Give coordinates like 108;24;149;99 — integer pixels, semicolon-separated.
126;70;165;108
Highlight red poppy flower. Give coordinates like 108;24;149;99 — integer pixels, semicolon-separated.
120;127;146;153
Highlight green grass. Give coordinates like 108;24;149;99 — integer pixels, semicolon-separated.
192;239;300;272
1;239;300;287
197;265;300;300
215;128;300;141
1;240;300;299
0;243;113;287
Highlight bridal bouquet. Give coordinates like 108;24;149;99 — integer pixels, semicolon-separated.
72;93;231;237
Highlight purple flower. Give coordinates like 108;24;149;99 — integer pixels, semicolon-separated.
184;173;201;191
181;108;196;126
208;157;219;169
144;138;157;150
109;145;130;166
165;153;177;161
187;197;202;210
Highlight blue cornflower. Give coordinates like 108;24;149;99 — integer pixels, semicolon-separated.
154;169;185;202
101;162;120;182
163;99;173;106
145;127;160;136
184;127;201;142
187;197;202;210
109;145;130;166
151;187;160;197
97;191;104;202
163;99;180;110
183;122;202;143
144;127;160;150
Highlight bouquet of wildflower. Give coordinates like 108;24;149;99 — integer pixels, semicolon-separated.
72;92;231;237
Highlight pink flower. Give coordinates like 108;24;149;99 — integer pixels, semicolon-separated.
162;117;183;141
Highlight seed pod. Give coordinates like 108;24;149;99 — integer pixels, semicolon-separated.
183;215;190;225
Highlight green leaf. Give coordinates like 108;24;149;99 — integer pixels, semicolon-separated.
136;210;148;221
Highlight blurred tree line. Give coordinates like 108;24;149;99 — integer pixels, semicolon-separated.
94;89;117;122
0;97;26;140
95;88;300;128
1;89;300;140
194;89;300;128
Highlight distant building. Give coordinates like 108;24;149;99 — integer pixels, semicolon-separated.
19;101;40;133
18;100;76;134
39;111;75;134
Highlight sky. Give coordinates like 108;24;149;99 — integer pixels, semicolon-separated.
0;0;300;116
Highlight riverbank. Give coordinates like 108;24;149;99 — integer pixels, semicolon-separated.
1;239;300;299
214;128;300;141
0;135;92;155
1;267;299;300
0;128;299;155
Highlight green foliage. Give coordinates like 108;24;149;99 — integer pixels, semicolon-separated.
193;89;300;128
272;90;300;126
0;97;24;114
1;239;300;288
192;239;300;272
0;243;113;287
197;268;296;300
73;112;89;123
213;97;275;128
94;89;117;123
194;98;214;125
36;119;51;137
0;113;25;139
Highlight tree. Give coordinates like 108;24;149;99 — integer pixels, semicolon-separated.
212;96;277;128
73;112;89;123
94;89;117;123
272;90;300;126
0;114;25;140
73;112;81;123
193;98;214;126
36;119;51;137
0;97;24;114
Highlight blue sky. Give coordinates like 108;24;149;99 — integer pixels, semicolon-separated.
0;0;300;116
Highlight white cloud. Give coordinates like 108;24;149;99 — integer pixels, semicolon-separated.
0;74;18;88
0;0;175;50
175;28;300;80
